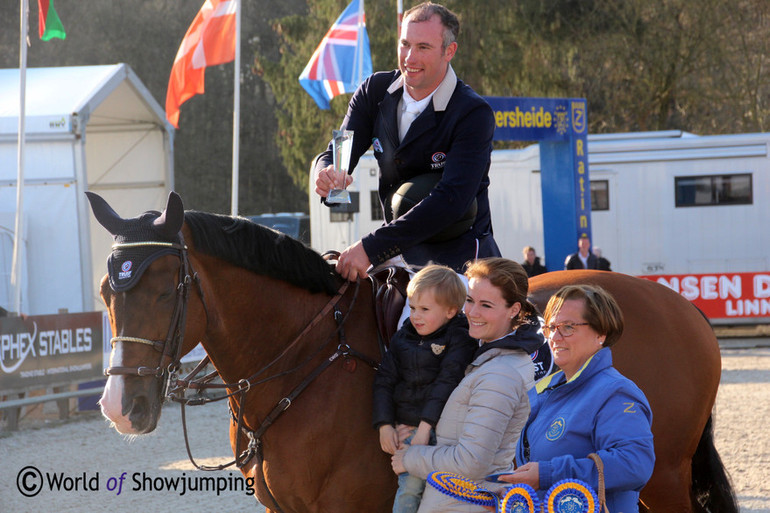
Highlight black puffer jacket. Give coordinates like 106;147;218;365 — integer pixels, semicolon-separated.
372;314;477;429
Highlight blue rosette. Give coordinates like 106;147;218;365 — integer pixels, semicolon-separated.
499;483;540;513
544;479;600;513
426;471;497;507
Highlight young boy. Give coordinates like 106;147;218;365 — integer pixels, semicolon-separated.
372;264;477;513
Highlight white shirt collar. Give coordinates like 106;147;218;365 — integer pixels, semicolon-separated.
401;88;433;115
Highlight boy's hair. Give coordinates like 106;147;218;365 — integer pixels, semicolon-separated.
407;264;466;310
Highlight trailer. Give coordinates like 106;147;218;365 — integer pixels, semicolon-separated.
309;130;770;323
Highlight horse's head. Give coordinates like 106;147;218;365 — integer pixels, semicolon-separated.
87;191;189;434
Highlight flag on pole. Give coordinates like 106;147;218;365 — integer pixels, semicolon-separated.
38;0;66;41
165;0;236;128
299;0;372;109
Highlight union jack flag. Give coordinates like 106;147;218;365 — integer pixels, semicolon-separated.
299;0;372;109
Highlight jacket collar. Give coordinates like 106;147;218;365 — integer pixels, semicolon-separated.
535;347;613;393
386;65;457;112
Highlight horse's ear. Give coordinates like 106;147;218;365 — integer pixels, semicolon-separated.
85;191;128;236
153;191;185;239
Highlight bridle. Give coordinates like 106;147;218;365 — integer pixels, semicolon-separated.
105;238;379;513
104;236;203;397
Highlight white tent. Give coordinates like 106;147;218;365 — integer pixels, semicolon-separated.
0;64;174;315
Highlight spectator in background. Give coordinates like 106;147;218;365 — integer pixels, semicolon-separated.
564;234;598;270
593;246;612;271
521;246;548;277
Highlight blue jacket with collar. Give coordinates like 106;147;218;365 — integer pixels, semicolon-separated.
314;67;500;272
516;347;655;513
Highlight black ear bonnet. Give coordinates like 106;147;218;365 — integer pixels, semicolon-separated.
86;191;185;292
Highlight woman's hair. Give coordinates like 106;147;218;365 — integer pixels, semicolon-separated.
407;264;466;310
464;257;538;326
543;285;624;347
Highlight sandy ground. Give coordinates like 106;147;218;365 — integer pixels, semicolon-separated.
2;345;769;512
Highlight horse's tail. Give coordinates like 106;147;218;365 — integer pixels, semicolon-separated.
691;414;738;512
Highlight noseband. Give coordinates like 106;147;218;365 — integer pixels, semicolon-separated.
105;238;202;392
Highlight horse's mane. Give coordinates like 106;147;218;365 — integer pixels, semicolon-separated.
183;211;340;295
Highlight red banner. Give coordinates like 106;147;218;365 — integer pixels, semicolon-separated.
639;272;770;320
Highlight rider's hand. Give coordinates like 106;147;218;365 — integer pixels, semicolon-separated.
336;241;371;281
315;164;353;198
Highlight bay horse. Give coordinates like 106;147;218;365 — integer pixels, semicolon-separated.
87;191;736;513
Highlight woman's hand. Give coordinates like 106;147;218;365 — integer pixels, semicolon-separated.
391;448;407;475
378;424;399;455
497;462;539;489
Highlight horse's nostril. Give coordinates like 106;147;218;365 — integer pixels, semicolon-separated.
129;395;151;432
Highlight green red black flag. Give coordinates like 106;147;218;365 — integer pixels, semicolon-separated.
38;0;66;41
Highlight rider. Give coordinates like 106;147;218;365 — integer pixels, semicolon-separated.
313;2;501;281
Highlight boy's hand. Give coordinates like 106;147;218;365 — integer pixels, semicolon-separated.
396;423;415;446
410;421;432;446
379;424;399;455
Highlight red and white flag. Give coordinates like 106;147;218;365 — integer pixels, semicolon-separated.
165;0;236;128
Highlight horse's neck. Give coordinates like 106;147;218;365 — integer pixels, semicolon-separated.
198;264;342;386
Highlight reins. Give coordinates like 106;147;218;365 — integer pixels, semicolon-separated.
169;277;378;513
168;278;379;471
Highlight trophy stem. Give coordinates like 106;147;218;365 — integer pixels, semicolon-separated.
327;130;354;205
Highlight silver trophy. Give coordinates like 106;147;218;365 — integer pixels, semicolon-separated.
326;130;354;204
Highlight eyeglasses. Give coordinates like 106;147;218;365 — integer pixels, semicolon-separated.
542;322;590;338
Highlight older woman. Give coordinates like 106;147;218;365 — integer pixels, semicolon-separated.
500;284;655;512
391;257;545;512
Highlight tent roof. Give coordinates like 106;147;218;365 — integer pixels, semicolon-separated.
0;63;171;133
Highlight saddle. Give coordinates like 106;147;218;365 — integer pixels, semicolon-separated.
369;266;411;353
321;252;410;354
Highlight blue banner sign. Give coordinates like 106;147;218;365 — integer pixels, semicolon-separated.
484;97;586;142
483;96;591;270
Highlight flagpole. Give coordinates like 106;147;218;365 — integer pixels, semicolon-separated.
230;0;241;216
397;0;403;38
11;0;29;315
357;0;365;85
